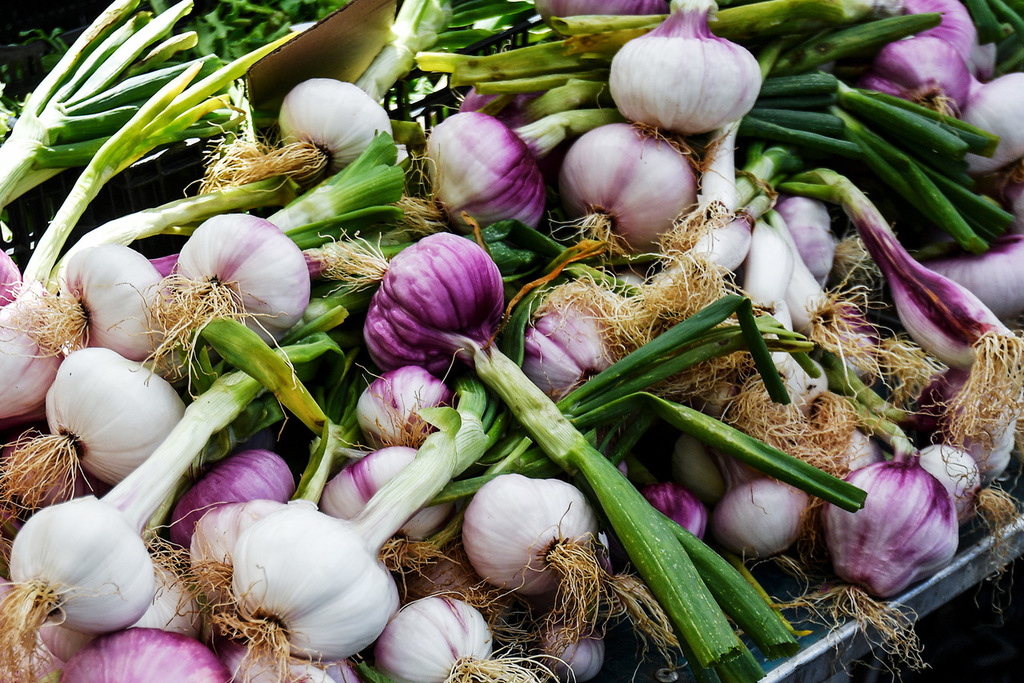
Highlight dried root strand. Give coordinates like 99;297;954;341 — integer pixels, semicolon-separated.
210;590;297;683
975;486;1022;569
397;195;449;236
380;536;450;575
316;238;391;290
564;211;634;257
783;584;926;673
147;273;254;380
944;331;1024;451
446;653;555;683
6;288;88;357
201;139;328;194
874;335;946;411
0;580;63;679
805;287;882;381
0;432;80;510
544;539;677;661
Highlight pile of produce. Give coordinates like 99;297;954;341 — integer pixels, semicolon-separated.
2;0;1023;680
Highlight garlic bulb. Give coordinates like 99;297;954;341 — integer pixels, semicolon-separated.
462;474;599;596
822;458;958;598
917;443;980;522
278;78;392;174
62;243;164;360
710;477;809;558
374;597;493;683
522;302;614;400
538;621;605;683
230;501;400;661
609;0;761;134
356;366;453;449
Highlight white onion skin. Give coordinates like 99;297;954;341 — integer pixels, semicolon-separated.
63;244;163;361
45;347;186;486
374;597;493;683
558;123;697;251
609;0;761;135
174;214;311;342
462;474;599;595
278;78;392;173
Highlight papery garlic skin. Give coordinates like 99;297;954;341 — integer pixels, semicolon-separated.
356;366;453;449
278;78;392;173
609;0;761;135
364;233;504;375
710;478;808;558
462;474;599;595
374;597;493;683
557;123;698;252
426;112;547;230
671;433;726;505
63;244;163;361
822;459;958;598
641;481;708;539
46;347;186;486
170;449;295;548
522;303;614;400
230;502;400;661
0;292;61;430
917;444;980;522
538;622;606;683
9;496;155;634
175;214;311;342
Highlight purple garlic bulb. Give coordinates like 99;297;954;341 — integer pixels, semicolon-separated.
822;458;958;598
858;36;973;112
426;112;547;230
357;366;454;448
169;449;295;548
640;481;708;539
363;232;504;375
522;304;613;399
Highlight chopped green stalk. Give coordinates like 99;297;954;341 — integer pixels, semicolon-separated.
66;56;221;116
355;0;453;101
572;392;867;511
547;15;662;34
521;79;616;120
965;0;1005;43
758;73;840;99
54;177;301;278
836;83;970;160
743;109;846;137
473;71;611;96
469;343;746;669
857;90;999;157
769;13;942;76
516;108;626;157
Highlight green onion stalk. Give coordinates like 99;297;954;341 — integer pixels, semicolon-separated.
0;0;220;239
19;28;298;287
